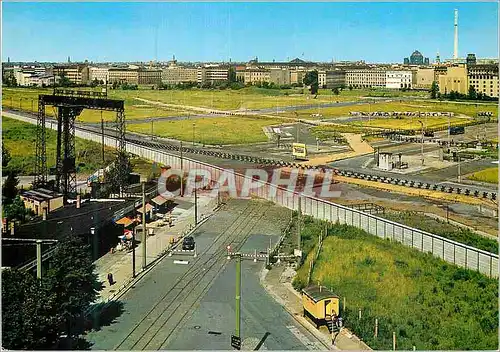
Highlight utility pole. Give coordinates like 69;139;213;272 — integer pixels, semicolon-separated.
235;253;241;340
36;240;42;279
418;120;424;165
192;123;196;147
132;226;136;278
151;120;154;140
194;183;198;226
457;153;461;182
142;182;147;270
180;141;184;197
297;196;302;251
101;114;105;162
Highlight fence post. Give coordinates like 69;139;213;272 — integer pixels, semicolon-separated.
358;308;361;320
393;332;396;351
374;318;378;338
343;296;346;314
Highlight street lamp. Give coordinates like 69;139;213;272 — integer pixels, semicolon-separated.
192;123;196;147
418;120;424;166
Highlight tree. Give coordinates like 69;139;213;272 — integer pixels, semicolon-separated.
58;73;72;87
2;170;19;203
2;269;62;350
2;143;11;167
332;87;340;95
349;85;353;91
3;195;28;222
303;70;319;95
468;85;477;100
430;81;439;99
228;66;237;83
45;234;103;339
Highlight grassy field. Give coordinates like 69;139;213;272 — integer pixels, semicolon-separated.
2;116;153;177
127;116;281;145
380;211;498;253
1;88;187;123
467;167;499;184
292;217;498;350
348;116;469;130
278;100;498;121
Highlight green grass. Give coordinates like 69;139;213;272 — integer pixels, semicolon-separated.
2;116;153;177
467;167;499;184
292;218;498;350
380;211;498;253
127;116;281;145
348;116;469;130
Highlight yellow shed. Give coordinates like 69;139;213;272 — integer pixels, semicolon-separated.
302;285;340;329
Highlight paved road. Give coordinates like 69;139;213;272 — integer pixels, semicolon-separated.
86;199;325;351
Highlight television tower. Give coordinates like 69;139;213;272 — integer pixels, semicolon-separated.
453;9;458;60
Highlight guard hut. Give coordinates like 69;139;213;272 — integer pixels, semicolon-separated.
302;285;340;329
378;152;394;171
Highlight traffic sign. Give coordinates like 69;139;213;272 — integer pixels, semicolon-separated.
231;335;241;350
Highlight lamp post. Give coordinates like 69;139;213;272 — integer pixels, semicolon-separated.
418;120;424;165
192;123;196;147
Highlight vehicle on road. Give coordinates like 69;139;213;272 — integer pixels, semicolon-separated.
182;236;195;250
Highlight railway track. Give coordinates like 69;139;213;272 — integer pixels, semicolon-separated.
5;108;497;201
113;201;273;350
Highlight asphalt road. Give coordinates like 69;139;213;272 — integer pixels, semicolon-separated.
86;199;324;350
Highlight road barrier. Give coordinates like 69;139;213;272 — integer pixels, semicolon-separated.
6;110;499;277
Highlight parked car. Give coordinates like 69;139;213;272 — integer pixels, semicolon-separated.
182;236;195;250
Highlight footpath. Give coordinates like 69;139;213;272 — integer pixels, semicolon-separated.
92;194;218;304
261;264;371;351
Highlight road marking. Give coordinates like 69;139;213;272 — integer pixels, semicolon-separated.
173;260;189;265
286;325;324;350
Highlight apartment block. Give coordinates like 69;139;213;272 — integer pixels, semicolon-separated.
468;64;499;98
52;64;89;85
138;69;162;85
269;68;290;86
244;68;270;85
108;67;139;84
162;66;198;84
345;69;386;88
386;71;413;89
290;69;306;85
415;68;436;89
438;65;468;95
197;66;229;84
318;71;326;88
89;67;109;83
325;70;346;89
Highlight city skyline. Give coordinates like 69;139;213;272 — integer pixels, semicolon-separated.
2;2;499;63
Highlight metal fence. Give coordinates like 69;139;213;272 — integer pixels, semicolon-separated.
72;126;499;278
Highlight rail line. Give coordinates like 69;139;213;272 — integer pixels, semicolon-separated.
4;108;497;200
112;201;272;350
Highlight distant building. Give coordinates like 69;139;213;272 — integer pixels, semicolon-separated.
345;69;386;88
438;65;468;94
290;69;306;85
415;68;435;89
325;70;346;89
197;66;229;84
108;67;161;85
269;68;290;86
161;66;198;85
466;53;477;66
403;50;429;66
244;68;270;85
89;67;109;83
318;70;327;88
386;71;412;89
468;64;499;98
53;64;90;85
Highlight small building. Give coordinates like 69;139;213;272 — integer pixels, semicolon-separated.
378;152;394;171
20;188;64;216
302;285;340;329
136;203;154;221
150;195;172;214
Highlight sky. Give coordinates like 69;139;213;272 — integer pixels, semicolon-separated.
2;1;498;63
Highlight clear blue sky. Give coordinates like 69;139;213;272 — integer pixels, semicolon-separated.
2;1;498;63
